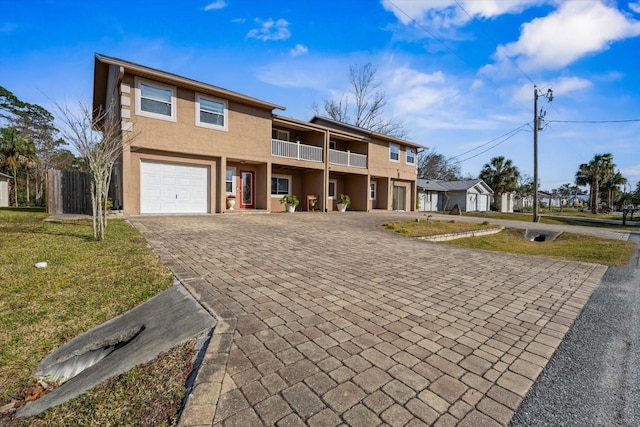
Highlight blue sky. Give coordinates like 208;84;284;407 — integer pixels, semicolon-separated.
1;0;639;191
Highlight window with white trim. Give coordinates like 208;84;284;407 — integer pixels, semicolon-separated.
328;179;337;199
406;148;416;165
196;94;227;131
226;167;236;194
135;78;176;121
272;129;289;141
370;182;377;200
329;140;337;150
271;175;291;195
389;143;400;162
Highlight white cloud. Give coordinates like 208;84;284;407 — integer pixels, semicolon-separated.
290;44;308;56
496;1;640;71
630;2;640;14
383;66;458;117
381;0;545;28
551;76;592;94
247;18;291;41
203;0;226;11
510;76;591;104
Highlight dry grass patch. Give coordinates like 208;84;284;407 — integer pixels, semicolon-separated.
441;228;635;266
382;218;494;236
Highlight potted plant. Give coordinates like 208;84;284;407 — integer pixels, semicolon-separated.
337;194;350;212
280;194;299;213
226;195;236;210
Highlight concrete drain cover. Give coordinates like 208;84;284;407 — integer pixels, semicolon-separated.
524;229;562;242
18;283;215;418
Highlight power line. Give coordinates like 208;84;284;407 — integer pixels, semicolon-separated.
454;127;529;164
453;0;536;86
385;0;534;117
549;119;640;124
450;122;530;159
384;0;476;70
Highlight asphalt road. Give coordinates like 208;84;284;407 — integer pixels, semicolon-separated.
511;233;640;426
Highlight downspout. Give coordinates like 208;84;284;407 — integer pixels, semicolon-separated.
323;130;329;212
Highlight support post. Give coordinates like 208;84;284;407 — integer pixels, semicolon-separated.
533;88;539;223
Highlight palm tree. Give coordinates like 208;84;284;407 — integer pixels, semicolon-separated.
0;127;37;206
575;153;613;213
479;156;520;211
601;170;626;210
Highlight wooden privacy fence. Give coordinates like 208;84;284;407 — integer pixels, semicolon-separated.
47;169;93;215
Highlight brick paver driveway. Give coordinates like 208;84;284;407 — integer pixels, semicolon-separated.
131;212;608;426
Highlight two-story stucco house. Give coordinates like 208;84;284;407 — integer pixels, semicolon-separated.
93;54;423;215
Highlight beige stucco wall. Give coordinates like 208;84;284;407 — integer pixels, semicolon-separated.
112;71;419;215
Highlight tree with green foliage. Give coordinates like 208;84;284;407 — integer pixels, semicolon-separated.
600;169;626;209
575;153;614;213
0;127;37;206
0;86;65;205
479;156;520;212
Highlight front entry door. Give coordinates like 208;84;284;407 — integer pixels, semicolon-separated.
240;170;254;208
393;185;406;211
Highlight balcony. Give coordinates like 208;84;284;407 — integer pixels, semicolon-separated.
329;149;367;168
271;139;323;163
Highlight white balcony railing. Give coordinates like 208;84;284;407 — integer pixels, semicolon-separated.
271;139;323;162
329;149;367;168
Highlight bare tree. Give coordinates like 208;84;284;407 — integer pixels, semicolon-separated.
417;148;461;180
54;99;138;240
315;63;407;138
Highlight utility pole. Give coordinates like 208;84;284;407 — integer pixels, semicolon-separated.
533;86;553;223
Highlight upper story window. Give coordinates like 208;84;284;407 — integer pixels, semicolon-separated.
389;143;400;162
135;78;176;122
272;129;289;141
196;94;228;131
406;148;416;165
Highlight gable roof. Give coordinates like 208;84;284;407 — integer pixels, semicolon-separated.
418;179;494;194
93;53;286;117
416;179;448;191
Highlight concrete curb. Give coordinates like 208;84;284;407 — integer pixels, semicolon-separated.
418;226;504;242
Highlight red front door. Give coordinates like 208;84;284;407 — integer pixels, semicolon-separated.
240;170;254;208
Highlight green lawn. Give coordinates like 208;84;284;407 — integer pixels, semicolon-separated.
462;210;638;230
0;210;191;426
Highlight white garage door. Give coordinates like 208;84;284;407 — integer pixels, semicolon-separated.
140;161;209;214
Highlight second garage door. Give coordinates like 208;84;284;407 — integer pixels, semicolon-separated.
140;161;209;214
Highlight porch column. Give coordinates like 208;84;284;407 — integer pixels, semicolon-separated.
219;156;226;213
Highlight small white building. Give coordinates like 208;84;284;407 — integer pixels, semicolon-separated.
0;172;11;207
417;179;493;212
500;192;515;213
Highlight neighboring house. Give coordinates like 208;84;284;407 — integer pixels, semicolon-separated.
416;180;446;212
0;172;10;207
93;54;422;215
516;191;571;211
417;179;493;212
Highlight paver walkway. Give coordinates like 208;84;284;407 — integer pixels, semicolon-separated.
130;212;615;426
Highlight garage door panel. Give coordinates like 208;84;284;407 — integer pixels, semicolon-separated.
141;161;209;214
